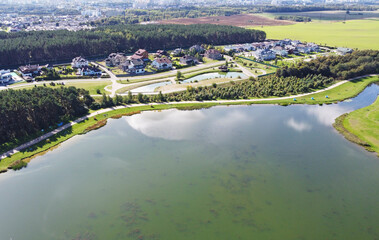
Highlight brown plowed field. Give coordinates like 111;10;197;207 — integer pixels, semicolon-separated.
157;14;292;27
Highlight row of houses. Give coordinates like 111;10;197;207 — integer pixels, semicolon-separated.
104;47;223;74
225;39;322;61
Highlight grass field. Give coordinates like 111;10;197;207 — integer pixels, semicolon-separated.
259;10;379;22
249;19;379;50
12;81;112;95
341;97;379;155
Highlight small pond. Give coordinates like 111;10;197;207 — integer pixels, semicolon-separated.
182;72;247;83
130;81;172;93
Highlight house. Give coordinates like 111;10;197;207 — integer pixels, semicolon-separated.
180;55;198;65
307;43;321;52
156;50;168;57
252;49;276;61
273;46;288;57
224;45;239;53
77;66;102;76
205;49;222;60
71;57;89;68
171;48;183;57
296;44;311;54
241;44;255;51
189;45;205;53
120;59;145;74
151;58;172;70
285;45;297;54
19;65;42;77
336;47;353;55
0;69;12;84
105;53;127;67
131;49;149;61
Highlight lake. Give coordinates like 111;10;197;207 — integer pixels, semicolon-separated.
0;84;378;240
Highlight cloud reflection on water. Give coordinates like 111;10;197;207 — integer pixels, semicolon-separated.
125;107;251;141
286;118;312;132
125;109;206;140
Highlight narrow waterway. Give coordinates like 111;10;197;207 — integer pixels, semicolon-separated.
0;84;378;240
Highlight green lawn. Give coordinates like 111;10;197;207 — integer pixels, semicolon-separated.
248;19;379;50
342;97;379;155
13;81;112;95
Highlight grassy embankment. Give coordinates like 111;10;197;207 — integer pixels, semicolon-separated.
248;19;379;50
1;75;378;172
11;81;112;95
334;97;379;155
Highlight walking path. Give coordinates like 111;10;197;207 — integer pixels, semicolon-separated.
2;74;376;161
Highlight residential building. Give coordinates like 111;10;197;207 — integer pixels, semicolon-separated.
105;53;127;67
189;45;205;53
205;49;222;60
0;69;12;84
336;47;353;55
252;49;276;61
77;66;102;76
297;44;311;54
19;65;42;77
151;58;173;70
307;43;321;52
131;49;149;61
273;46;288;57
180;55;198;65
156;50;168;57
171;48;183;57
120;59;145;74
72;57;89;68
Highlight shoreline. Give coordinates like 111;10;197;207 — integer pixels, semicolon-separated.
0;75;378;173
334;96;379;156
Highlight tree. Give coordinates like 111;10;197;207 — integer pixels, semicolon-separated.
176;71;183;81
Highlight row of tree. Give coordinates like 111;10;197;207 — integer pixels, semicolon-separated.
0;24;265;67
274;15;311;22
0;87;93;146
276;50;379;80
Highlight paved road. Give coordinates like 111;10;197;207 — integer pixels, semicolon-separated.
2;74;376;161
2;61;226;98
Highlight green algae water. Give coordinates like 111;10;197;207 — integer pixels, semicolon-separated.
0;85;378;240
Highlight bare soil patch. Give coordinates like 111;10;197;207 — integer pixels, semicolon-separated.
157;14;292;27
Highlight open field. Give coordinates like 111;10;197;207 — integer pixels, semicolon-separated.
338;97;379;155
158;14;292;27
11;81;111;95
249;19;379;50
260;10;379;22
251;19;379;50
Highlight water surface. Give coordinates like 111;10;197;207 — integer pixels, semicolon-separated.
0;84;378;240
182;72;246;83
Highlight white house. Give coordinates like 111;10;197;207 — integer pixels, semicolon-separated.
151;58;173;70
252;49;276;61
120;59;145;74
71;56;89;68
77;66;102;76
0;69;12;84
